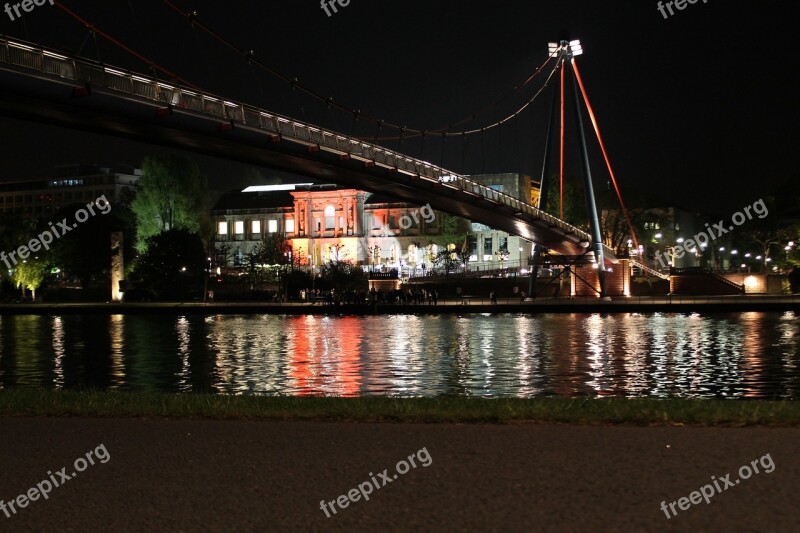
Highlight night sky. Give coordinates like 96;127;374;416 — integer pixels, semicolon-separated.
0;0;795;213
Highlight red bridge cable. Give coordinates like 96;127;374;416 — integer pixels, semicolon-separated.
51;1;204;92
571;58;639;250
559;58;565;220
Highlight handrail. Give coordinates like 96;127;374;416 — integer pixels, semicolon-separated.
0;35;617;260
630;258;670;280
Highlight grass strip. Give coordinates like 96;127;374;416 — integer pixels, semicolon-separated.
1;389;799;426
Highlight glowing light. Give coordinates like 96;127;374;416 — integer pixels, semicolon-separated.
677;237;684;243
242;184;313;192
744;276;759;289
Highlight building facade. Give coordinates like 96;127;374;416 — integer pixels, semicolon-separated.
0;164;140;215
212;173;540;274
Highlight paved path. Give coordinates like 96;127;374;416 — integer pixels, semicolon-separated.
0;418;798;532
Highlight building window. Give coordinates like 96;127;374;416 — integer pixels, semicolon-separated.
218;221;228;235
468;235;478;258
483;237;493;260
499;236;508;253
268;220;278;233
234;221;244;235
373;214;382;230
251;220;261;234
324;205;335;230
286;219;295;233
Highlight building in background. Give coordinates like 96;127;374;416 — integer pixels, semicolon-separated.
0;164;140;215
211;173;540;274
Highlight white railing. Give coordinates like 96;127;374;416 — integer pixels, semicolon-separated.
0;35;616;260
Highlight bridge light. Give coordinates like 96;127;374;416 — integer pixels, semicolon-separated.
43;51;68;60
569;40;583;56
548;40;583;57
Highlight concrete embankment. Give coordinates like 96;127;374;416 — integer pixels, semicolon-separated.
1;296;799;315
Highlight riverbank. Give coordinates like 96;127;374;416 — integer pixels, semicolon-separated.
1;295;799;315
2;390;799;426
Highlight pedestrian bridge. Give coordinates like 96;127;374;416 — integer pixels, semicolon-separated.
0;35;616;261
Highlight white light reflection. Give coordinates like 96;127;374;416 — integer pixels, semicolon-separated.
52;316;65;388
176;316;192;392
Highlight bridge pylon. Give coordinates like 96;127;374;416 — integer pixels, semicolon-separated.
531;40;610;299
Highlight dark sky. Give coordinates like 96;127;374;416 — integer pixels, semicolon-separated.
0;0;795;213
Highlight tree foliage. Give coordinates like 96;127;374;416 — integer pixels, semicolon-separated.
13;257;48;299
131;155;210;252
130;229;207;300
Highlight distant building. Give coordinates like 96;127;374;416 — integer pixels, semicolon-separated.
211;173;540;273
0;164;140;215
602;205;709;269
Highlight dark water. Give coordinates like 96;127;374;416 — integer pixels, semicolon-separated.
0;312;798;398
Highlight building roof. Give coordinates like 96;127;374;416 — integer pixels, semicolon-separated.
364;192;415;206
212;191;294;211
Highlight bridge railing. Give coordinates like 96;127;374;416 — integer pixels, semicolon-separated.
0;35;614;259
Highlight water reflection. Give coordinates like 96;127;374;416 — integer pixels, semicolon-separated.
0;312;798;399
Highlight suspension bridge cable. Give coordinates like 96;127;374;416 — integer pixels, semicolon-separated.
560;57;565;219
158;0;557;138
368;54;563;141
571;58;638;250
51;1;204;91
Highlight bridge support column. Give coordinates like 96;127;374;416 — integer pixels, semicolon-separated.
571;61;608;298
529;59;563;298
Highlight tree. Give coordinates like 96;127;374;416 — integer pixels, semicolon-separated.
49;203;136;289
131;155;210;252
428;212;463;247
544;176;588;228
13;256;49;300
433;244;460;275
318;259;366;289
130;229;207;300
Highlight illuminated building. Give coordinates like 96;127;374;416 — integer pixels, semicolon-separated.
211;173;540;272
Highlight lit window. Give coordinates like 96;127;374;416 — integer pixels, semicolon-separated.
234;221;244;235
324;205;335;230
268;220;278;233
218;222;228;235
286;219;295;233
251;220;261;234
